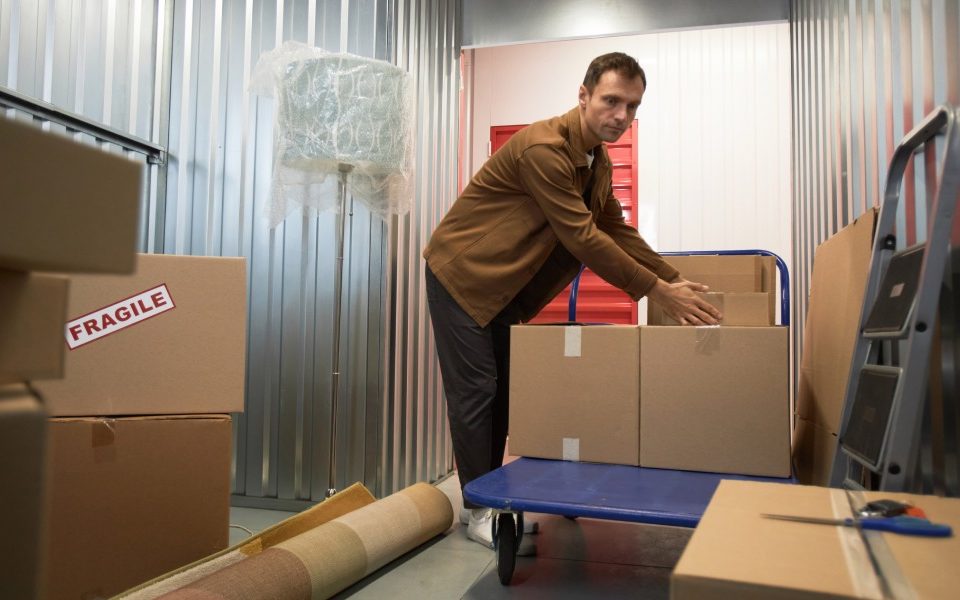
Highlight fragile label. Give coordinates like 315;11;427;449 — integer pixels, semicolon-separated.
65;284;175;349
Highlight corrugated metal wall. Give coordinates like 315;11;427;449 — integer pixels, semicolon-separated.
1;0;459;507
0;0;163;245
791;0;960;494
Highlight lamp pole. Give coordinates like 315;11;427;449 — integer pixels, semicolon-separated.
327;162;353;498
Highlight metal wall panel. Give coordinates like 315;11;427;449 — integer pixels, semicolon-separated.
462;0;789;48
163;0;459;506
792;0;960;495
383;0;459;495
1;0;459;507
0;0;163;248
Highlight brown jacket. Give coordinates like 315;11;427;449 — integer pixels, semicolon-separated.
424;107;679;327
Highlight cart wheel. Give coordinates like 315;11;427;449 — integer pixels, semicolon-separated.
495;512;517;585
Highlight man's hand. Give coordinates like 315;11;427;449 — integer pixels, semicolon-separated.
648;278;722;325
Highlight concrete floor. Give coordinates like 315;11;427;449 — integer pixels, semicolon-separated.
229;473;693;599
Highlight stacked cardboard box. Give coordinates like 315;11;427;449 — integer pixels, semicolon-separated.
509;254;791;477
0;116;247;600
38;254;247;600
793;208;878;485
647;254;778;326
1;114;140;600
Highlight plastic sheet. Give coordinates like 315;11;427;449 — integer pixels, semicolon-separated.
251;42;415;227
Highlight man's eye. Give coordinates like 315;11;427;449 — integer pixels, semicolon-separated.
606;98;617;106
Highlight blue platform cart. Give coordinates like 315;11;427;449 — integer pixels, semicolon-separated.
463;249;795;585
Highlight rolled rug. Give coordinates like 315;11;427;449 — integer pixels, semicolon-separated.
154;482;452;600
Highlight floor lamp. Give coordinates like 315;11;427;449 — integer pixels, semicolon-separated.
252;43;414;498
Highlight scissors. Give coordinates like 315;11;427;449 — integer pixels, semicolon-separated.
761;513;953;537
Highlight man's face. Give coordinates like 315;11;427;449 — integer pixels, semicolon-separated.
578;70;645;147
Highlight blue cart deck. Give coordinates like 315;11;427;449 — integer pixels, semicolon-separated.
463;457;795;528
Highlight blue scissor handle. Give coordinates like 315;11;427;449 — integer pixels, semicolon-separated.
853;516;953;537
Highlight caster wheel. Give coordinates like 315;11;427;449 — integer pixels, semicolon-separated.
495;512;517;585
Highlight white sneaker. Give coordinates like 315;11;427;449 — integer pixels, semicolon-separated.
460;506;539;534
466;508;494;549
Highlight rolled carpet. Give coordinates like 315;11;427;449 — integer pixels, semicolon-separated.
153;482;452;600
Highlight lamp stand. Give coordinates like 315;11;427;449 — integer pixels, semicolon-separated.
326;162;353;498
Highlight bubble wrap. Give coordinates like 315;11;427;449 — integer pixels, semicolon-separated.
250;42;415;227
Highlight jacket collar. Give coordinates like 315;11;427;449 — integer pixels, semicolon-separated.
563;107;605;169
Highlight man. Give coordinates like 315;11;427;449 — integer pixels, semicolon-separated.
423;52;721;548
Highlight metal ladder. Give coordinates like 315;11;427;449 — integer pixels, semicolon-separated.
830;105;960;491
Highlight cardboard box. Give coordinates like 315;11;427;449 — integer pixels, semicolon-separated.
0;269;69;383
662;255;763;292
796;208;877;434
653;254;778;324
0;385;47;600
792;416;838;486
33;253;248;416
672;480;960;599
0;116;141;273
509;325;640;465
640;326;790;477
649;291;772;326
43;414;232;600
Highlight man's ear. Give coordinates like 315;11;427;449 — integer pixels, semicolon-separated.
578;84;588;109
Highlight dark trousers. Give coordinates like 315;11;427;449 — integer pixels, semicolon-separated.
425;265;520;508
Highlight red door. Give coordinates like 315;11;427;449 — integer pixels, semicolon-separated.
488;121;640;324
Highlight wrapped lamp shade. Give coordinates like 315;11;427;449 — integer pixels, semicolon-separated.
251;42;415;226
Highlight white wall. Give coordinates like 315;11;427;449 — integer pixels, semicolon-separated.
467;23;792;299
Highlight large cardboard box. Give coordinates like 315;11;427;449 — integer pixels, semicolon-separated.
656;254;778;323
672;480;960;599
649;291;772;326
640;326;790;477
0;269;70;383
33;253;248;416
796;208;878;435
0;385;47;600
0;116;141;273
43;414;232;600
509;325;640;465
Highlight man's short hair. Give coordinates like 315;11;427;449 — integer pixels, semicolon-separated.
582;52;646;92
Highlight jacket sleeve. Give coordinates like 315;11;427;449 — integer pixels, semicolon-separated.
596;189;681;282
517;144;661;299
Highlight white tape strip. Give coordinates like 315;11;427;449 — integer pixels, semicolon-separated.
562;438;580;461
564;327;582;357
830;489;883;599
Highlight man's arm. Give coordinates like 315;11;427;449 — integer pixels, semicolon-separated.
517;144;659;299
595;188;678;280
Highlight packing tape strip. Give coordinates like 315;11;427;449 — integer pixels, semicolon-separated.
91;419;116;447
562;437;580;461
841;489;918;600
830;488;883;599
693;325;721;354
564;326;582;357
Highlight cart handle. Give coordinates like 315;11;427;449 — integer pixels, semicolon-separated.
568;250;790;325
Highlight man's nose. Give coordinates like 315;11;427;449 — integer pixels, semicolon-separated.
613;104;627;122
